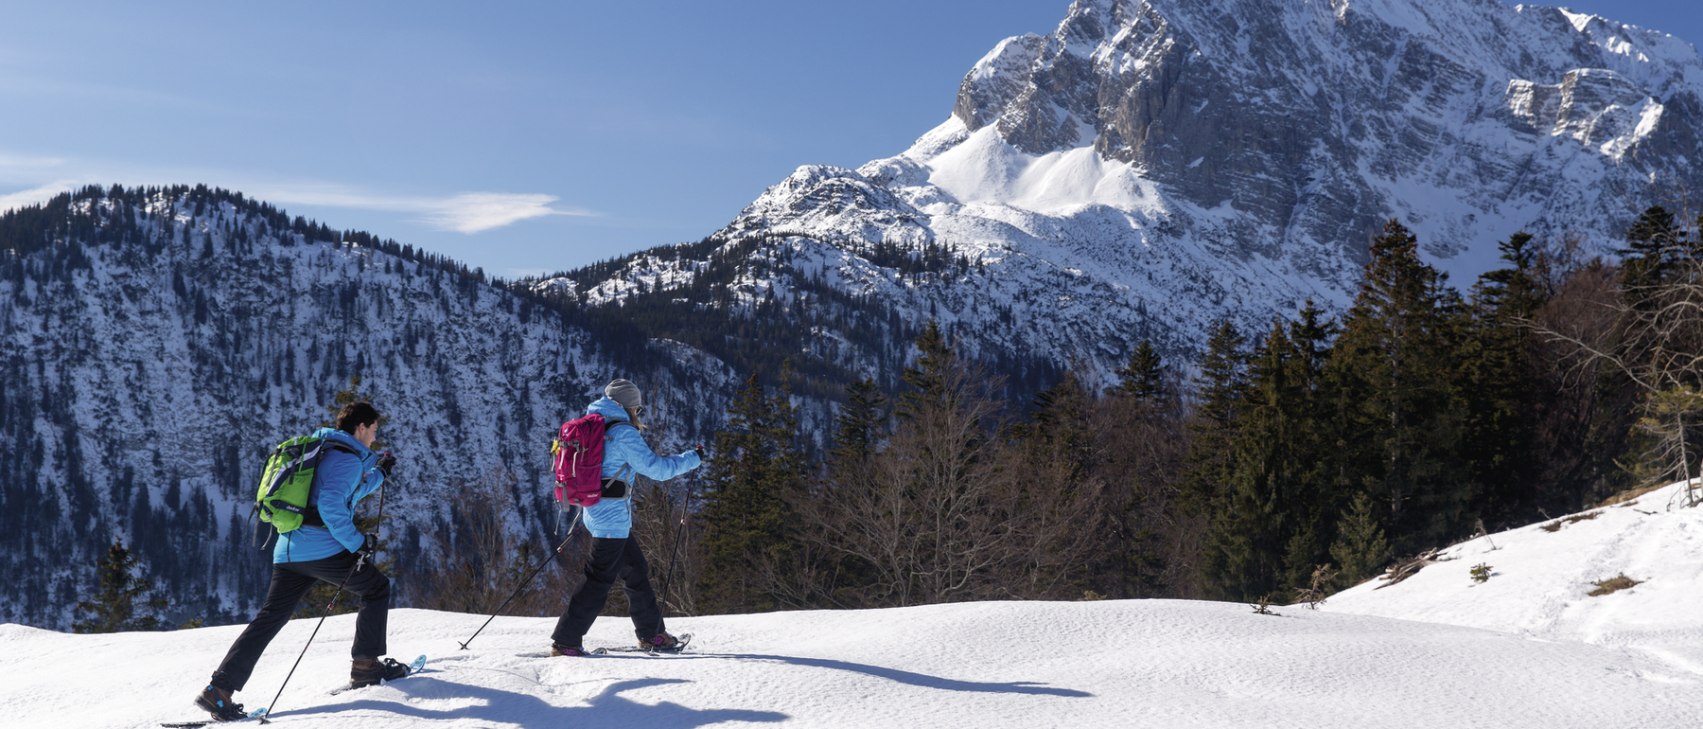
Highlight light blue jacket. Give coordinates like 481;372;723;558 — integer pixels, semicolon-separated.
580;397;701;539
274;427;386;563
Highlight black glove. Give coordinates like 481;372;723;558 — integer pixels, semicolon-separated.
358;532;379;559
376;451;396;478
692;444;706;460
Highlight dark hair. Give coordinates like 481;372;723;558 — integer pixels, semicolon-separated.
335;402;381;434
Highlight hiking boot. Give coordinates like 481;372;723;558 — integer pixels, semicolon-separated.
639;632;684;653
350;656;411;688
195;684;248;721
550;642;588;657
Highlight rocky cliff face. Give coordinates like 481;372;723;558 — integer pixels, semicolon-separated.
559;0;1703;384
953;0;1703;269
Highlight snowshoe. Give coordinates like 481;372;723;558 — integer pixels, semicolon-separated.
639;632;687;654
193;684;249;721
349;656;413;688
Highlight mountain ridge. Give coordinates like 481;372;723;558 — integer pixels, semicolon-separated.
549;0;1703;387
0;184;736;629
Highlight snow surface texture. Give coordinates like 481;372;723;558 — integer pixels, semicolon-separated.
1325;480;1703;691
553;0;1703;384
5;482;1701;728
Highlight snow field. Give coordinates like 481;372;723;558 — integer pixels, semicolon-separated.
5;580;1702;727
9;473;1703;728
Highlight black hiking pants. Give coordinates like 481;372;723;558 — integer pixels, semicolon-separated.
210;551;391;691
551;536;665;647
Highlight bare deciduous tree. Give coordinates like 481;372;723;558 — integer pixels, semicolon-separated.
1535;213;1703;506
416;470;582;616
797;328;1115;606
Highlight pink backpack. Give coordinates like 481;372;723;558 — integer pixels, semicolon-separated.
552;414;629;507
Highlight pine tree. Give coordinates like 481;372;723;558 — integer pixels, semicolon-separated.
1618;205;1686;294
810;378;890;606
1113;340;1165;400
73;539;164;633
829;378;886;470
894;323;1043;603
1201;305;1336;603
1327;219;1471;556
1203;323;1294;602
1612;209;1703;498
694;372;806;613
1179;321;1246;516
800;323;1028;606
1089;346;1189;599
899;322;955;421
1329;492;1392;587
1276;301;1338;590
1029;371;1094;480
1172;321;1247;598
1461;232;1549;526
1012;370;1112;599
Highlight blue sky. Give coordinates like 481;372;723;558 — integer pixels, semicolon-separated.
0;1;1698;279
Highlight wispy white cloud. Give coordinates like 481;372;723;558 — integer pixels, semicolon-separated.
252;185;594;234
423;192;591;233
0;150;593;234
0;180;77;211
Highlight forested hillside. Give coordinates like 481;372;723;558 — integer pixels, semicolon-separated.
662;212;1699;612
8;185;1700;631
0;184;733;629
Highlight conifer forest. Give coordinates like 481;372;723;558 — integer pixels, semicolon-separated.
3;185;1699;628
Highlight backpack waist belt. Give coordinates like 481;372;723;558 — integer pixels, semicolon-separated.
271;502;325;527
600;477;631;500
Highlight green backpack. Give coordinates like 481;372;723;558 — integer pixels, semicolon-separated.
255;434;357;533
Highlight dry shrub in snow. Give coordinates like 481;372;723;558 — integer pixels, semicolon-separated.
1587;574;1642;597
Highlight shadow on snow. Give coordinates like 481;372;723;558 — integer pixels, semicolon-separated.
273;649;1088;726
601;651;1094;698
280;675;787;728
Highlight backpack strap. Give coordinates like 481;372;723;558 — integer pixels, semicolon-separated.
602;422;636;497
302;441;363;526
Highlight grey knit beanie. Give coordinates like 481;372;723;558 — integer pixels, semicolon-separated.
605;379;643;411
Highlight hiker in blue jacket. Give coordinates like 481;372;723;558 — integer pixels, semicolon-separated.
551;379;703;656
195;402;413;721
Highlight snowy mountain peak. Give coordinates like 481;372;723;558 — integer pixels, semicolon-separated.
725;164;932;248
565;0;1703;389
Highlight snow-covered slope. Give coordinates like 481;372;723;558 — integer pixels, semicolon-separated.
3;590;1698;727
0;186;738;629
554;0;1703;384
5;482;1701;728
1325;480;1703;682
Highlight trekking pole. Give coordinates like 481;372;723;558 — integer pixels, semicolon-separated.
657;477;694;614
259;473;389;723
259;553;362;723
457;506;582;650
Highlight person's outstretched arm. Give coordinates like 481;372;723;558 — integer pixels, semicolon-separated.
612;427;701;481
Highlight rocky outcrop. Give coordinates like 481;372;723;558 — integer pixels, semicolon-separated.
566;0;1703;383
